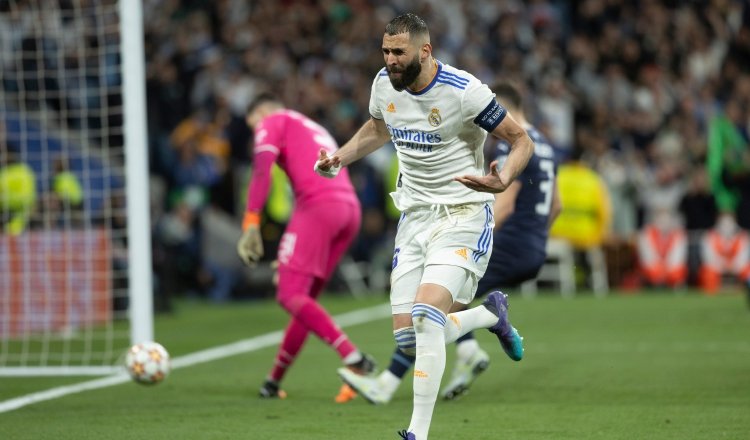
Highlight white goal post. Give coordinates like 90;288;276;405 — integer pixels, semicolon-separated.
0;0;152;376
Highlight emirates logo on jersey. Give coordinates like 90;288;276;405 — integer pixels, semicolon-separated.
428;108;442;127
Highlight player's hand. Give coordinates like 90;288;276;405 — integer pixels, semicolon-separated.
237;225;264;267
454;160;510;193
314;149;342;178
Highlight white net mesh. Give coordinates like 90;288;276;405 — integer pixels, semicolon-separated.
0;0;132;374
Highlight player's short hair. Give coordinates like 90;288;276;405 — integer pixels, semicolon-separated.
247;92;281;115
492;80;523;109
385;13;429;40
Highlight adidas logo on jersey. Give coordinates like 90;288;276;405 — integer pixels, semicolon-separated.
454;248;468;260
414;369;429;378
386;102;396;112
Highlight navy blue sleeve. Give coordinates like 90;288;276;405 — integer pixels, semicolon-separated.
473;99;507;132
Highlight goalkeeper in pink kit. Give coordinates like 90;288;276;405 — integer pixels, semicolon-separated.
238;93;375;398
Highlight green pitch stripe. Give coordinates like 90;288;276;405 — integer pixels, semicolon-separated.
0;303;392;414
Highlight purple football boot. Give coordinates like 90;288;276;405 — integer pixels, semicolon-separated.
483;291;524;361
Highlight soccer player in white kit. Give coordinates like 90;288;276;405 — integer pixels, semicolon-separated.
315;13;534;440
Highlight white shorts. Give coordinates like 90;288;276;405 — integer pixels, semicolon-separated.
390;202;493;314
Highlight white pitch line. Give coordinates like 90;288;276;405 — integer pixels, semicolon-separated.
0;302;392;414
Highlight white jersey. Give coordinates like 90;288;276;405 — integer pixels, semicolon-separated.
369;60;506;210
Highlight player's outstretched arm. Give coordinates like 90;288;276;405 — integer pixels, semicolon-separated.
454;160;508;194
315;118;390;177
490;113;534;189
454;112;533;193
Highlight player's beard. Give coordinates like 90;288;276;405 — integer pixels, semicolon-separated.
387;55;422;92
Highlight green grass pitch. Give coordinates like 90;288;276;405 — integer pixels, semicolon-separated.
1;291;749;439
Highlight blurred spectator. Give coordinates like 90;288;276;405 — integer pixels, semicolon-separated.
679;167;718;232
537;73;575;159
551;148;611;250
41;156;85;229
4;0;750;295
0;150;36;236
587;138;640;289
637;208;688;289
698;213;750;296
169;109;228;191
550;147;612;292
707;96;750;229
153;186;238;305
679;166;719;286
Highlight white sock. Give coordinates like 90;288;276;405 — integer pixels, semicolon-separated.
378;370;402;397
456;339;480;361
408;303;447;440
342;350;362;365
443;304;497;344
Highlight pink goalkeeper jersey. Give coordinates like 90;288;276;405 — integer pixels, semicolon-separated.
246;110;358;212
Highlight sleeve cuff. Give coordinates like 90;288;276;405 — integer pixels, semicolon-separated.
242;211;261;231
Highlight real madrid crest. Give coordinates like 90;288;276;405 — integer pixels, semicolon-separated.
428;108;442;127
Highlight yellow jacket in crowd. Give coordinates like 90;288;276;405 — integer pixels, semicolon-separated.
550;161;612;249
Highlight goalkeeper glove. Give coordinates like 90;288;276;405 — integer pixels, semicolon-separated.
237;212;263;267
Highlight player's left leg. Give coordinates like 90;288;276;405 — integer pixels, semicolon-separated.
407;280;454;439
278;201;374;370
339;267;423;405
260;318;309;399
319;202;375;373
406;264;503;439
276;267;372;369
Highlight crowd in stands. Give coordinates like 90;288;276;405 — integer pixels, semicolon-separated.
2;0;750;301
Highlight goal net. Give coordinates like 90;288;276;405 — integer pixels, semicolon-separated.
0;0;152;376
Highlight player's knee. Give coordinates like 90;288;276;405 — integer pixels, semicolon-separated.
393;326;416;356
276;290;305;316
411;303;446;332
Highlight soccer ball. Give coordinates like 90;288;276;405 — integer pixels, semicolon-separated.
125;341;171;385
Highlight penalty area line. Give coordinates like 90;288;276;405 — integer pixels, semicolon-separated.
0;302;391;414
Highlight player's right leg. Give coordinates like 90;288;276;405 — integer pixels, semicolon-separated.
316;201;379;387
440;267;527;400
439;273;496;400
479;291;524;361
440;300;490;400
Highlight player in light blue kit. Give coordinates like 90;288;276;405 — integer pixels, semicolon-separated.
315;14;535;440
338;80;562;406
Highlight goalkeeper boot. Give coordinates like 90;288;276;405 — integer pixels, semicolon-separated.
334;383;358;403
344;352;377;376
337;368;392;405
259;379;287;399
397;430;416;439
483;291;524;361
440;348;490;400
